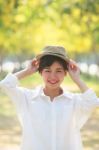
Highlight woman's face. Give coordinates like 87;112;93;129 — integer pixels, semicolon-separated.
40;61;67;90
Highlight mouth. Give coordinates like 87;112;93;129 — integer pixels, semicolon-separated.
48;80;59;84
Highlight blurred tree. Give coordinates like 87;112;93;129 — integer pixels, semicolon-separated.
0;0;99;63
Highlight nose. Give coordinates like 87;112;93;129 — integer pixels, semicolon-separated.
50;72;57;79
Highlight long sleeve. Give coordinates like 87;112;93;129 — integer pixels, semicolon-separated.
73;89;99;129
0;73;27;113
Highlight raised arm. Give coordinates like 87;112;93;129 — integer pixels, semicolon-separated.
67;60;99;129
68;59;89;92
14;58;39;80
0;58;39;108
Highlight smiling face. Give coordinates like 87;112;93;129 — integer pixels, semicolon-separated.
41;61;67;90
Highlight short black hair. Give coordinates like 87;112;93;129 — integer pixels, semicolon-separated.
38;55;68;73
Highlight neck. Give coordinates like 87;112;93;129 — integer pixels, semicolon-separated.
43;87;63;101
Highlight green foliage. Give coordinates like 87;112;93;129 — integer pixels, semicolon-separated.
0;0;99;59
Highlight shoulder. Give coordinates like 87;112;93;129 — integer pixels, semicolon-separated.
22;85;42;100
63;89;75;100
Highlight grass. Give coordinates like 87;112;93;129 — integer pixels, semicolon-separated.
0;73;99;149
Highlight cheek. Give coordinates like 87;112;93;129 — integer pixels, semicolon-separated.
60;75;65;80
58;72;66;78
41;73;49;80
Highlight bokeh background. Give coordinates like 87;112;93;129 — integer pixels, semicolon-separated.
0;0;99;150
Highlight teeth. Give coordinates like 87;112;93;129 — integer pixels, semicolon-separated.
48;81;58;84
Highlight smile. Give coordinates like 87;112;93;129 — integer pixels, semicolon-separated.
48;80;59;84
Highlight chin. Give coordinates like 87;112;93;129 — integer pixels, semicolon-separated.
47;83;60;89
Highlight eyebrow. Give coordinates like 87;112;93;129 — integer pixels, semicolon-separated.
56;68;64;70
44;67;64;70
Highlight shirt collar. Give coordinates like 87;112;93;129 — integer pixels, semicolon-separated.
31;85;73;101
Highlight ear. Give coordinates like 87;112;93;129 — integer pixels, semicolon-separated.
39;70;42;76
64;71;67;76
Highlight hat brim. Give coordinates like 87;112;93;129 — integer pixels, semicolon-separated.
36;53;69;63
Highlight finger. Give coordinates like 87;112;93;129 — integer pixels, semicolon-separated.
31;58;38;66
69;59;77;66
69;59;78;70
70;64;77;70
69;63;77;70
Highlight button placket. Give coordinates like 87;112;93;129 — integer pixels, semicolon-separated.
51;101;56;150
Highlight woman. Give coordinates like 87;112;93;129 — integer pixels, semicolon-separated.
0;46;99;150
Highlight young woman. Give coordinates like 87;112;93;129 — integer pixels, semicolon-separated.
0;46;99;150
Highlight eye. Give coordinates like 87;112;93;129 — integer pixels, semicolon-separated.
57;70;63;72
57;71;62;72
44;69;51;72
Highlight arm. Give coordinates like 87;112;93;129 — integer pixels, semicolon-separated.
68;59;89;92
68;60;99;129
14;58;39;80
0;58;39;109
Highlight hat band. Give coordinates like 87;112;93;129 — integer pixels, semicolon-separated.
44;52;66;57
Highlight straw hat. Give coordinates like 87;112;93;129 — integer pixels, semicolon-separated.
36;46;69;63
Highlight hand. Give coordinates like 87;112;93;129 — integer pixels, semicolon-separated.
67;59;89;92
14;58;40;80
26;58;39;74
68;59;81;83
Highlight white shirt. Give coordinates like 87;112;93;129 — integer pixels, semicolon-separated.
0;73;99;150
